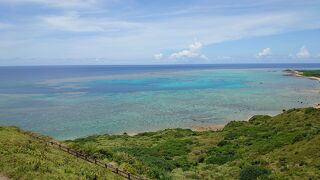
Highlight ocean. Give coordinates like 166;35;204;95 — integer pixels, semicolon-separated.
0;64;319;139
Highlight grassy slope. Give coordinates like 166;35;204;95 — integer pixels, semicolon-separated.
298;70;320;78
67;108;320;179
0;126;123;180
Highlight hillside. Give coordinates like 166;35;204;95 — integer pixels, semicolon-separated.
66;108;320;179
0;126;123;180
1;108;320;180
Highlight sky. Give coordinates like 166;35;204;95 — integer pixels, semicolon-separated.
0;0;320;65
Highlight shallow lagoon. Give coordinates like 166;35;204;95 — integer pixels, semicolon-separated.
0;65;319;139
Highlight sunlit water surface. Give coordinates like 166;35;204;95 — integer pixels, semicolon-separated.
0;64;319;139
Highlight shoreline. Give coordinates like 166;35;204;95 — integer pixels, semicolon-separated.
83;69;320;137
285;69;320;109
125;124;226;136
191;124;225;132
285;70;320;81
124;124;226;137
127;103;320;136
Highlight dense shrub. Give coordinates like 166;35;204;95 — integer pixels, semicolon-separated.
224;132;238;140
239;165;270;180
154;139;193;157
206;154;234;165
248;115;271;124
172;157;192;171
217;140;229;146
95;148;113;159
305;107;317;114
63;107;320;179
292;133;307;144
206;145;237;165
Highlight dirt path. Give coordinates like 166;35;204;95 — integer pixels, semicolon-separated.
0;173;9;180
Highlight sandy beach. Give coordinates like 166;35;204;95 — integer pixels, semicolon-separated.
191;124;225;132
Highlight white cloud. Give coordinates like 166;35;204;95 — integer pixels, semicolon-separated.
154;53;163;60
296;46;311;58
170;41;207;60
1;1;320;64
41;13;141;32
257;48;272;58
189;41;202;51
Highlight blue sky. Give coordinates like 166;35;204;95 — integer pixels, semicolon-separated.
0;0;319;65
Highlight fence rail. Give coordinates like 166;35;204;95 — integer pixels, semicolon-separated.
23;132;143;180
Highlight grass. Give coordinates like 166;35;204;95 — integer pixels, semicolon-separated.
0;126;123;180
297;70;320;78
65;108;320;179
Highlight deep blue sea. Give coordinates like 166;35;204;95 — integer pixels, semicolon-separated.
0;64;320;139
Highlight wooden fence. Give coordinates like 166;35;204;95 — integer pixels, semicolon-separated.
24;132;143;180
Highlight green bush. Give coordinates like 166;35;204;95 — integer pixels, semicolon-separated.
172;157;192;171
239;165;270;180
217;140;229;146
154;139;193;157
248;115;271;124
225;132;238;140
292;133;307;144
63;107;320;179
205;154;234;165
305;107;317;114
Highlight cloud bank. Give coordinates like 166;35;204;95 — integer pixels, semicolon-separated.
0;0;320;64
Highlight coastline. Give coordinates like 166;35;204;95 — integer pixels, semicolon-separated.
126;124;226;136
2;108;320;179
124;124;226;137
285;70;320;81
285;69;320;109
191;124;225;132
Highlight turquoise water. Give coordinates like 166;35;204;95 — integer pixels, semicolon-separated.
0;65;319;139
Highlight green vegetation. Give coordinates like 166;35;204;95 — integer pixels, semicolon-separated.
0;126;123;180
1;107;320;179
298;70;320;78
239;165;270;180
66;108;320;179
